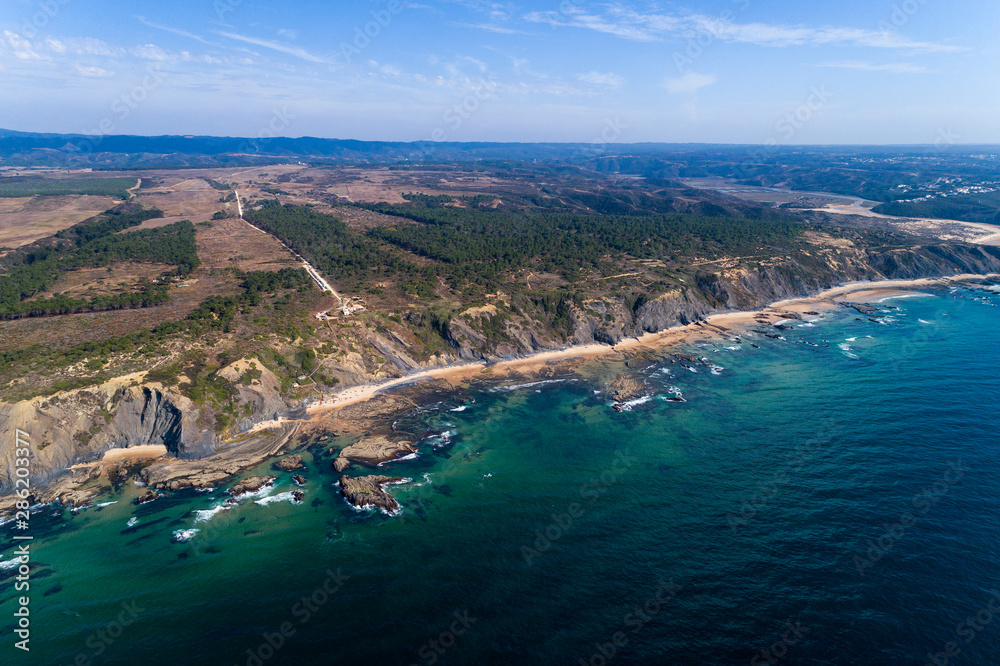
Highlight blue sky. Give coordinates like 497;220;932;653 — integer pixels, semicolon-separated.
0;0;995;143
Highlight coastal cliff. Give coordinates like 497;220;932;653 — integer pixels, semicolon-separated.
2;242;1000;505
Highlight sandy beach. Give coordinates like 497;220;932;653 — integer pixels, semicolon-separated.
69;444;169;471
306;273;998;415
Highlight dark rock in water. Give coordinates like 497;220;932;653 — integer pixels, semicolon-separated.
608;372;648;409
135;491;159;505
274;454;304;472
44;584;63;597
293;474;307;486
228;476;276;498
333;457;350;473
339;475;408;514
774;324;794;330
292;490;304;503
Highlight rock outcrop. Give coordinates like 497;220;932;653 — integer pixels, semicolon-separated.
332;435;416;472
228;476;276;498
274;454;304;471
339;475;408;514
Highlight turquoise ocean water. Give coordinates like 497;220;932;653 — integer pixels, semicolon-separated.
3;283;1000;665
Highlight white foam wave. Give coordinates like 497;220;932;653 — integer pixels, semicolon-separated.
449;405;468;412
194;505;229;523
492;378;574;392
172;528;199;542
126;517;138;528
615;395;655;411
96;501;118;508
378;451;419;467
0;557;23;570
255;491;303;506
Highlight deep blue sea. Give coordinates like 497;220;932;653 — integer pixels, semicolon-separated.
3;283;1000;665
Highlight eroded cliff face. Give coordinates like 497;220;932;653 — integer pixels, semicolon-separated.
2;242;999;497
0;358;288;495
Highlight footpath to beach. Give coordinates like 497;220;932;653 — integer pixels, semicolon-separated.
306;273;998;415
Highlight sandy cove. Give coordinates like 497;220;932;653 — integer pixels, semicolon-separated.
306;273;998;416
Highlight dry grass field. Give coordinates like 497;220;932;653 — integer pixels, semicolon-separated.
0;194;121;248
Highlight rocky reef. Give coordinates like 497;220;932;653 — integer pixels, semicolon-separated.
228;476;276;498
339;475;409;514
332;435;416;472
274;454;304;471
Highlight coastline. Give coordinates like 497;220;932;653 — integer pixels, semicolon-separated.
306;272;999;416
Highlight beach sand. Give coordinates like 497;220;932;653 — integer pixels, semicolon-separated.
306;273;997;416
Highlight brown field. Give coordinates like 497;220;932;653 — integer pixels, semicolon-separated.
0;213;304;353
36;262;175;300
121;214;210;233
0;194;120;248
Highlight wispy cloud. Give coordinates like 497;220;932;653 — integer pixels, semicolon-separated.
74;63;115;78
135;16;212;45
453;22;530;35
2;30;45;60
217;31;334;64
576;71;624;88
816;60;933;74
132;44;170;61
664;72;716;94
523;6;964;53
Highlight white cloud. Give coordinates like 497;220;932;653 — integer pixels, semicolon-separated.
3;31;44;60
277;29;298;40
523;7;964;54
45;38;66;54
132;44;170;61
664;72;716;94
74;64;115;78
576;71;624;88
72;38;121;57
816;60;932;74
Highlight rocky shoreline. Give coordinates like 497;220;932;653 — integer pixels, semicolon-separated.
3;274;998;519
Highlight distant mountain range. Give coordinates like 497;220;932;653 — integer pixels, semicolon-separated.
0;128;725;168
5;128;996;170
